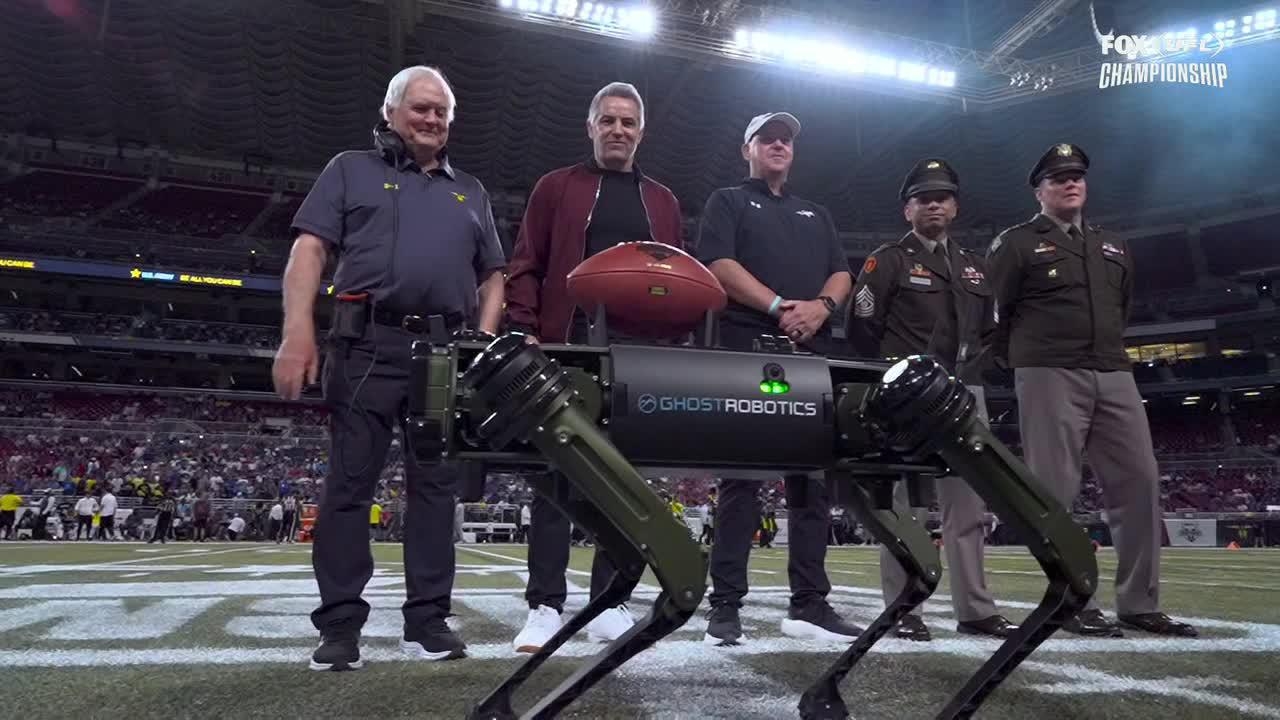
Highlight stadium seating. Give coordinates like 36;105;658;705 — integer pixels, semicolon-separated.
0;169;143;220
98;184;268;239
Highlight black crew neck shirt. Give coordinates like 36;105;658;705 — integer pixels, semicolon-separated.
585;169;652;258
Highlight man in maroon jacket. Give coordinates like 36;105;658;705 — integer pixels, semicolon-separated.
505;81;683;654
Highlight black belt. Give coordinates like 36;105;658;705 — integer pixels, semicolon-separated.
371;306;465;333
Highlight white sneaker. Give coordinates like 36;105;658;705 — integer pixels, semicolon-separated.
586;604;636;643
513;605;562;654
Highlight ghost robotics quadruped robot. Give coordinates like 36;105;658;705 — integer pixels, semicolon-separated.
406;330;1098;720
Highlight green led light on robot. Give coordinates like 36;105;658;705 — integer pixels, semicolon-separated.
759;380;790;394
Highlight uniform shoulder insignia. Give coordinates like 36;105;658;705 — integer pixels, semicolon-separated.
989;227;1019;254
860;243;898;274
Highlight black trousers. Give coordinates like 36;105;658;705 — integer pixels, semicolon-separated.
281;511;296;542
520;311;655;612
525;484;635;612
708;322;836;611
311;327;458;634
150;512;172;543
0;510;13;539
708;475;832;610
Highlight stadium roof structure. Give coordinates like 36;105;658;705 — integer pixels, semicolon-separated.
2;0;1279;233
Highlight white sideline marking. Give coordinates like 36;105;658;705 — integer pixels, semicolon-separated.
986;569;1280;592
0;565;218;576
456;546;527;565
105;547;253;566
3;624;1279;666
2;569;1278;718
0;598;222;639
226;611;409;639
1023;662;1280;718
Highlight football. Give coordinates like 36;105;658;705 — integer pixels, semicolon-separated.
566;241;727;337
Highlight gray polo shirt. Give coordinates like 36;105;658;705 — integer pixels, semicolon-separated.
292;149;506;319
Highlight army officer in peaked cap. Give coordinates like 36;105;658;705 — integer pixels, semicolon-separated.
986;143;1197;638
848;158;1017;641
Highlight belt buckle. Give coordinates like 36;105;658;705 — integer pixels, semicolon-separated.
401;314;425;334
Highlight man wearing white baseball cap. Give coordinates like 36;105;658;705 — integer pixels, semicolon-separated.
695;111;856;646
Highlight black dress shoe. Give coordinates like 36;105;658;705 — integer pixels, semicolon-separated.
1117;612;1199;638
895;614;932;642
957;614;1018;638
1062;608;1124;637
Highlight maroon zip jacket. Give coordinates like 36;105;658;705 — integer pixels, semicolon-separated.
505;161;684;342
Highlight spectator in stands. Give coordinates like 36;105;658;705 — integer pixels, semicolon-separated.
988;143;1196;638
276;64;504;671
505;81;684;655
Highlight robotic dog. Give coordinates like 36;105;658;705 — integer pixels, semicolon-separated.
405;325;1097;720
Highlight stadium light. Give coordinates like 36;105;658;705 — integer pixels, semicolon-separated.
497;0;657;38
729;27;957;88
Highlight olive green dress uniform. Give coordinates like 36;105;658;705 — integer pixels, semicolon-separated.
987;144;1173;627
850;159;1005;627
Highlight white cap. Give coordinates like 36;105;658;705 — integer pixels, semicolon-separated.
743;112;801;144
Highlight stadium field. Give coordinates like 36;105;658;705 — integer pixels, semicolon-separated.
2;541;1278;719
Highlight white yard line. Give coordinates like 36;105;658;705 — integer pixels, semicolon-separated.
102;546;260;567
456;546;528;566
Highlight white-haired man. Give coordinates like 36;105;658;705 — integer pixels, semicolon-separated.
275;65;506;670
505;81;683;653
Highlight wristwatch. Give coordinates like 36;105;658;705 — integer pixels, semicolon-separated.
817;295;838;313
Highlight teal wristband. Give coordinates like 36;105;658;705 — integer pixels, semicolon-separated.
767;295;783;317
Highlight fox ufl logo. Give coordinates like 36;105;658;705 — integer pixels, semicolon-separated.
1090;4;1226;60
1090;3;1230;89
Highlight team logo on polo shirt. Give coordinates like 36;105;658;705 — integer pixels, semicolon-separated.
795;210;815;218
451;192;467;203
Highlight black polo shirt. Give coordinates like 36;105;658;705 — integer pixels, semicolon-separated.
696;178;849;333
291;149;506;319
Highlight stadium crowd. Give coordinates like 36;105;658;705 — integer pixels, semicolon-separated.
0;308;279;348
2;167;1279;534
1;384;1277;521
